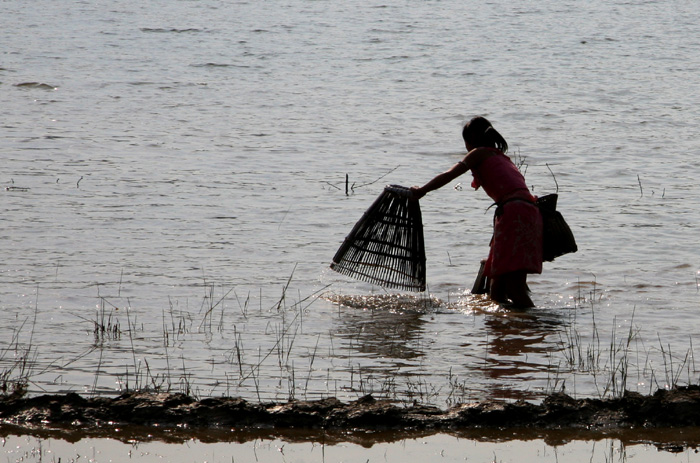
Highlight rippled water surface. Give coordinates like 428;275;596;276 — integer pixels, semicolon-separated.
3;0;700;458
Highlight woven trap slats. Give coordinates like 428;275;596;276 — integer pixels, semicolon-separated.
330;185;426;292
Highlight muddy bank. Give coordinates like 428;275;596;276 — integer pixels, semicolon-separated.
3;387;700;448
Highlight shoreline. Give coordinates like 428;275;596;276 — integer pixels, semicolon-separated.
2;386;700;448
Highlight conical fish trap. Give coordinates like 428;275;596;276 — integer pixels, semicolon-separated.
330;185;426;292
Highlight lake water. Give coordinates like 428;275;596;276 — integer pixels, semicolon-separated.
3;0;700;459
4;430;700;463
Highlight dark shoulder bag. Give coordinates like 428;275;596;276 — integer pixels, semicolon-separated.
536;194;578;262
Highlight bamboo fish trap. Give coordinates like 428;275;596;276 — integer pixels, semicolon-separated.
330;184;426;292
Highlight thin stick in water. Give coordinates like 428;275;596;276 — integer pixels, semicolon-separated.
546;163;559;193
637;174;643;197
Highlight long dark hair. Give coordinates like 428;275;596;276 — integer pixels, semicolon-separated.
462;116;508;154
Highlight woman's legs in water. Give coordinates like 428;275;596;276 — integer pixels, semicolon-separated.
488;275;509;304
489;270;534;308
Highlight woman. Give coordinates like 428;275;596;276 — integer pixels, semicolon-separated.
411;116;543;308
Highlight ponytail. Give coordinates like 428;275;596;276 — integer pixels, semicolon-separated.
462;116;508;154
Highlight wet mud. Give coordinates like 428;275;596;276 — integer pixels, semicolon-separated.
3;387;700;450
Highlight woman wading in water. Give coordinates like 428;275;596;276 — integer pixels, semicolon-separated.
411;116;543;308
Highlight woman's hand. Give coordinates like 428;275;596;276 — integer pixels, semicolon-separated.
410;186;426;200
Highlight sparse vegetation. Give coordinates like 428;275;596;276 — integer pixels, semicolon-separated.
1;273;699;414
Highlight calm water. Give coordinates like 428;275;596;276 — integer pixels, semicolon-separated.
4;431;700;463
3;0;700;458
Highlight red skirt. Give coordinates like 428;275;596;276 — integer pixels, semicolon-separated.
484;200;543;278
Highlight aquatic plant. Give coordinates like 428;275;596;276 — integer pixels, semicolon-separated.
2;271;700;410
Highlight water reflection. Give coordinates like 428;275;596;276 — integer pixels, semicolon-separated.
478;308;565;401
326;292;567;403
326;293;438;361
3;424;700;460
324;293;440;401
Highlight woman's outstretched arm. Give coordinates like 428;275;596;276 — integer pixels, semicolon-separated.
411;147;492;199
411;162;468;199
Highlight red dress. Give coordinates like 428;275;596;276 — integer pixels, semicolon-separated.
469;149;543;278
